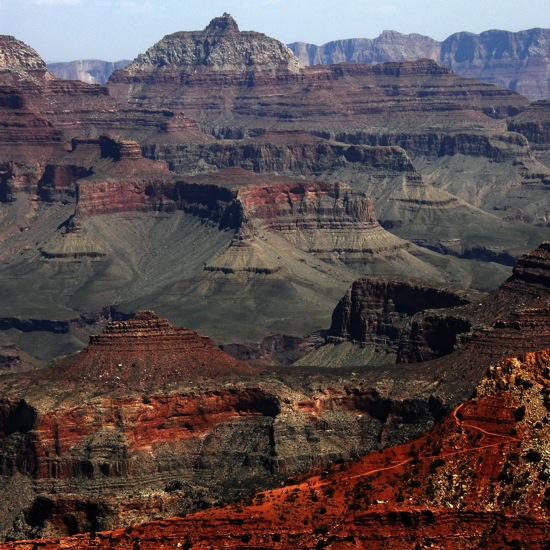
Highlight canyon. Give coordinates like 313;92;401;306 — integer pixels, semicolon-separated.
0;12;550;547
0;241;548;543
49;28;550;101
5;346;549;549
1;15;549;364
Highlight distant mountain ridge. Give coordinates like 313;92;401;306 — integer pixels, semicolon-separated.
47;59;130;84
47;27;550;99
288;27;550;100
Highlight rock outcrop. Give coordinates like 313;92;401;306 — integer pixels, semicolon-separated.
326;277;473;364
109;54;528;134
0;35;49;75
122;13;303;75
439;28;550;101
508;99;550;166
299;242;550;379
107;15;550;233
47;27;550;101
0;247;548;541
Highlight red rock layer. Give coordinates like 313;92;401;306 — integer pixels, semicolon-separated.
109;58;527;133
5;348;549;549
48;310;256;389
73;165;401;262
237;180;377;231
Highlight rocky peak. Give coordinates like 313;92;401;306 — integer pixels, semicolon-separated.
121;14;304;74
48;310;257;390
0;35;47;72
205;12;239;34
511;241;550;286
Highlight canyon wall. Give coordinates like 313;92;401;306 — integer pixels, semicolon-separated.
289;27;550;100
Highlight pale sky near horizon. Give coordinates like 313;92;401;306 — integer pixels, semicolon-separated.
0;0;548;63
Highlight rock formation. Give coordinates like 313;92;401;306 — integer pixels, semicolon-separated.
109;54;528;134
509;99;550;168
48;28;550;101
299;242;550;380
1;17;549;365
0;242;548;541
324;277;473;364
0;15;549;548
440;28;550;101
4;347;550;547
123;13;303;75
0;35;50;75
107;16;550;234
0;311;446;540
289;27;550;101
0;17;548;368
290;30;440;66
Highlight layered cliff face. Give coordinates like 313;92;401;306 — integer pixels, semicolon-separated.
509;99;550;169
439;28;550;101
0;35;212;155
299;242;550;378
109;15;528;131
48;27;550;101
0;311;450;541
289;27;550;101
110;54;527;133
0;244;548;542
325;277;473;364
0;37;71;196
0;17;548;366
4;144;443;361
29;348;550;549
107;15;549;234
290;30;440;66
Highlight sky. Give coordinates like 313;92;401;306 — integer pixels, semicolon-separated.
0;0;549;63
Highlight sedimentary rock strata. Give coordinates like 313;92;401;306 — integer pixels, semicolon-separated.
0;311;448;540
290;27;550;101
107;15;549;233
0;14;548;549
299;242;550;377
325;277;473;363
0;243;548;541
1;15;549;365
6;347;550;548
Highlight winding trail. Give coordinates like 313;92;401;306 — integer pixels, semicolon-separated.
451;402;521;441
248;399;526;549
